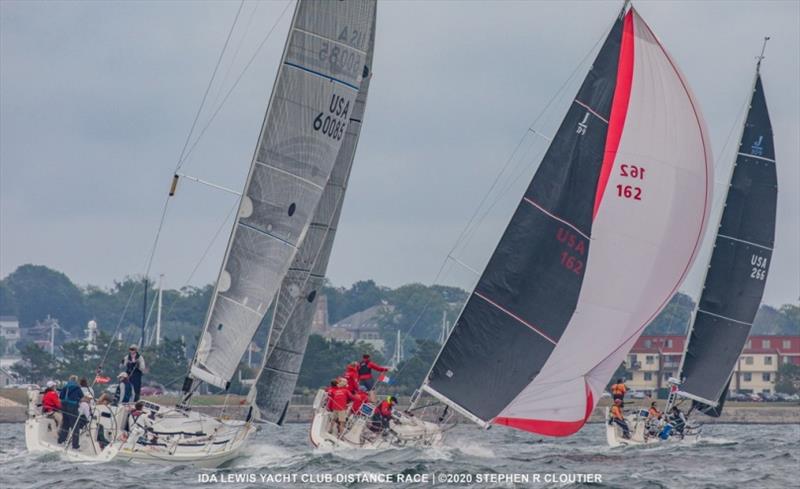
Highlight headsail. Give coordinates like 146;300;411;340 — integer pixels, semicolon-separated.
422;7;712;436
677;66;777;415
190;0;377;389
253;12;376;424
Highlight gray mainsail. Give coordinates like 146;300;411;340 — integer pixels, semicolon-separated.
253;13;376;424
190;0;377;390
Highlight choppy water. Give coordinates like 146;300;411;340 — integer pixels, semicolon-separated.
1;422;798;488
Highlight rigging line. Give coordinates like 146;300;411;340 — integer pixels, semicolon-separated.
174;0;245;173
382;19;615;382
177;0;294;169
454;25;610;256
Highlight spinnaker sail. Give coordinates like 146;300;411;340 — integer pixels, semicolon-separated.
676;57;777;416
190;0;377;390
421;6;712;436
254;11;376;424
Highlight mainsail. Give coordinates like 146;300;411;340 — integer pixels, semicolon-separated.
190;0;377;390
676;60;777;416
253;11;376;424
421;6;712;436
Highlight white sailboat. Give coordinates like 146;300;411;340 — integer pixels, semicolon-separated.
25;0;378;466
308;2;713;450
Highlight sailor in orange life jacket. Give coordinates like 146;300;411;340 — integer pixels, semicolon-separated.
609;398;631;439
370;395;398;433
358;354;388;402
327;378;355;436
610;378;627;405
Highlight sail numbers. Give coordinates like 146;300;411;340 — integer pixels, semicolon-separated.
313;93;350;141
750;254;768;281
616;164;645;201
556;227;586;275
319;41;362;78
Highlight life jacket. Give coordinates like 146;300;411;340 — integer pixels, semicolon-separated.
328;387;351;411
611;383;626;396
358;360;372;378
648;407;660;418
376;400;393;418
610;405;624;420
125;353;142;377
42;390;61;412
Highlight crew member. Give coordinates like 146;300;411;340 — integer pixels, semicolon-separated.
609;398;631;440
648;401;661;419
79;378;94;400
57;375;83;444
113;372;133;405
42;381;62;426
370;395;397;433
71;396;92;449
120;344;147;401
344;362;361;393
669;406;687;437
610;378;627;404
328;378;354;436
358;354;388;401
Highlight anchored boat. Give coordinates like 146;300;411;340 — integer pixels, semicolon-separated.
309;2;713;449
607;38;778;447
26;0;377;466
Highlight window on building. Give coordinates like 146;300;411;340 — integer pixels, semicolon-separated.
644;339;652;348
743;373;752;382
745;340;751;349
646;355;655;365
762;373;770;382
784;357;791;365
764;356;773;365
667;339;673;348
664;372;672;381
628;354;636;366
783;340;791;349
762;339;770;348
644;373;652;381
744;356;753;365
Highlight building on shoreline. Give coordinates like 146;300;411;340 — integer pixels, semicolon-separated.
626;335;800;395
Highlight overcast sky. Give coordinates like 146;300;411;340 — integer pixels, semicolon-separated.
1;0;798;309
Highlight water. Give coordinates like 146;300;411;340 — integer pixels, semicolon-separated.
1;423;798;488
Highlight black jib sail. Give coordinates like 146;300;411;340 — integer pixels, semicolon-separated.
677;55;777;416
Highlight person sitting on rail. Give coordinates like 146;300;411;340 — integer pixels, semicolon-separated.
42;381;63;426
609;398;631;439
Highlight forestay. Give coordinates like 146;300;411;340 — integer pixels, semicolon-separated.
422;7;712;436
191;0;377;389
253;9;376;424
677;71;777;415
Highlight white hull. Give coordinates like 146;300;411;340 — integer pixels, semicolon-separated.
604;407;700;447
26;390;254;467
308;389;444;450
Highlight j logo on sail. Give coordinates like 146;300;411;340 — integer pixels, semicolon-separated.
751;135;764;155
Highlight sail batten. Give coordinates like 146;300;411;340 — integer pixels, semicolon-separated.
423;7;713;436
191;0;377;390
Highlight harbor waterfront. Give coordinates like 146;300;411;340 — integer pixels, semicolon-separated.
1;421;798;488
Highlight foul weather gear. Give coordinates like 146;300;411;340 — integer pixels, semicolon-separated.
42;390;61;413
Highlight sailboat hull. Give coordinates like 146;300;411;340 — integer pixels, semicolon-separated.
25;389;254;467
308;389;444;450
604;407;701;448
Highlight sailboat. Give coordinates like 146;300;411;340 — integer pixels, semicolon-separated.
25;0;378;466
606;38;778;447
308;2;713;449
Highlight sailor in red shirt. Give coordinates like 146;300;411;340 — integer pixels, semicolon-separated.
344;362;360;393
327;378;354;435
357;354;388;401
370;396;397;433
41;381;63;426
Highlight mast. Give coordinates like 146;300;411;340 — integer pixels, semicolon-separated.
156;274;163;347
141;277;148;349
673;37;776;415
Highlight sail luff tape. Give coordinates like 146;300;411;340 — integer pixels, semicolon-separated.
169;174;180;196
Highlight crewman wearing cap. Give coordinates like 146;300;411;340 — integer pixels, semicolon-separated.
609;398;631;439
120;344;147;402
42;380;62;426
113;372;133;405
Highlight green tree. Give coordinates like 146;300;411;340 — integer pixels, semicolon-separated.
4;264;87;333
11;343;59;383
390;339;440;394
0;280;18;316
147;337;189;387
775;363;800;395
0;336;7;356
296;335;383;391
643;292;694;335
